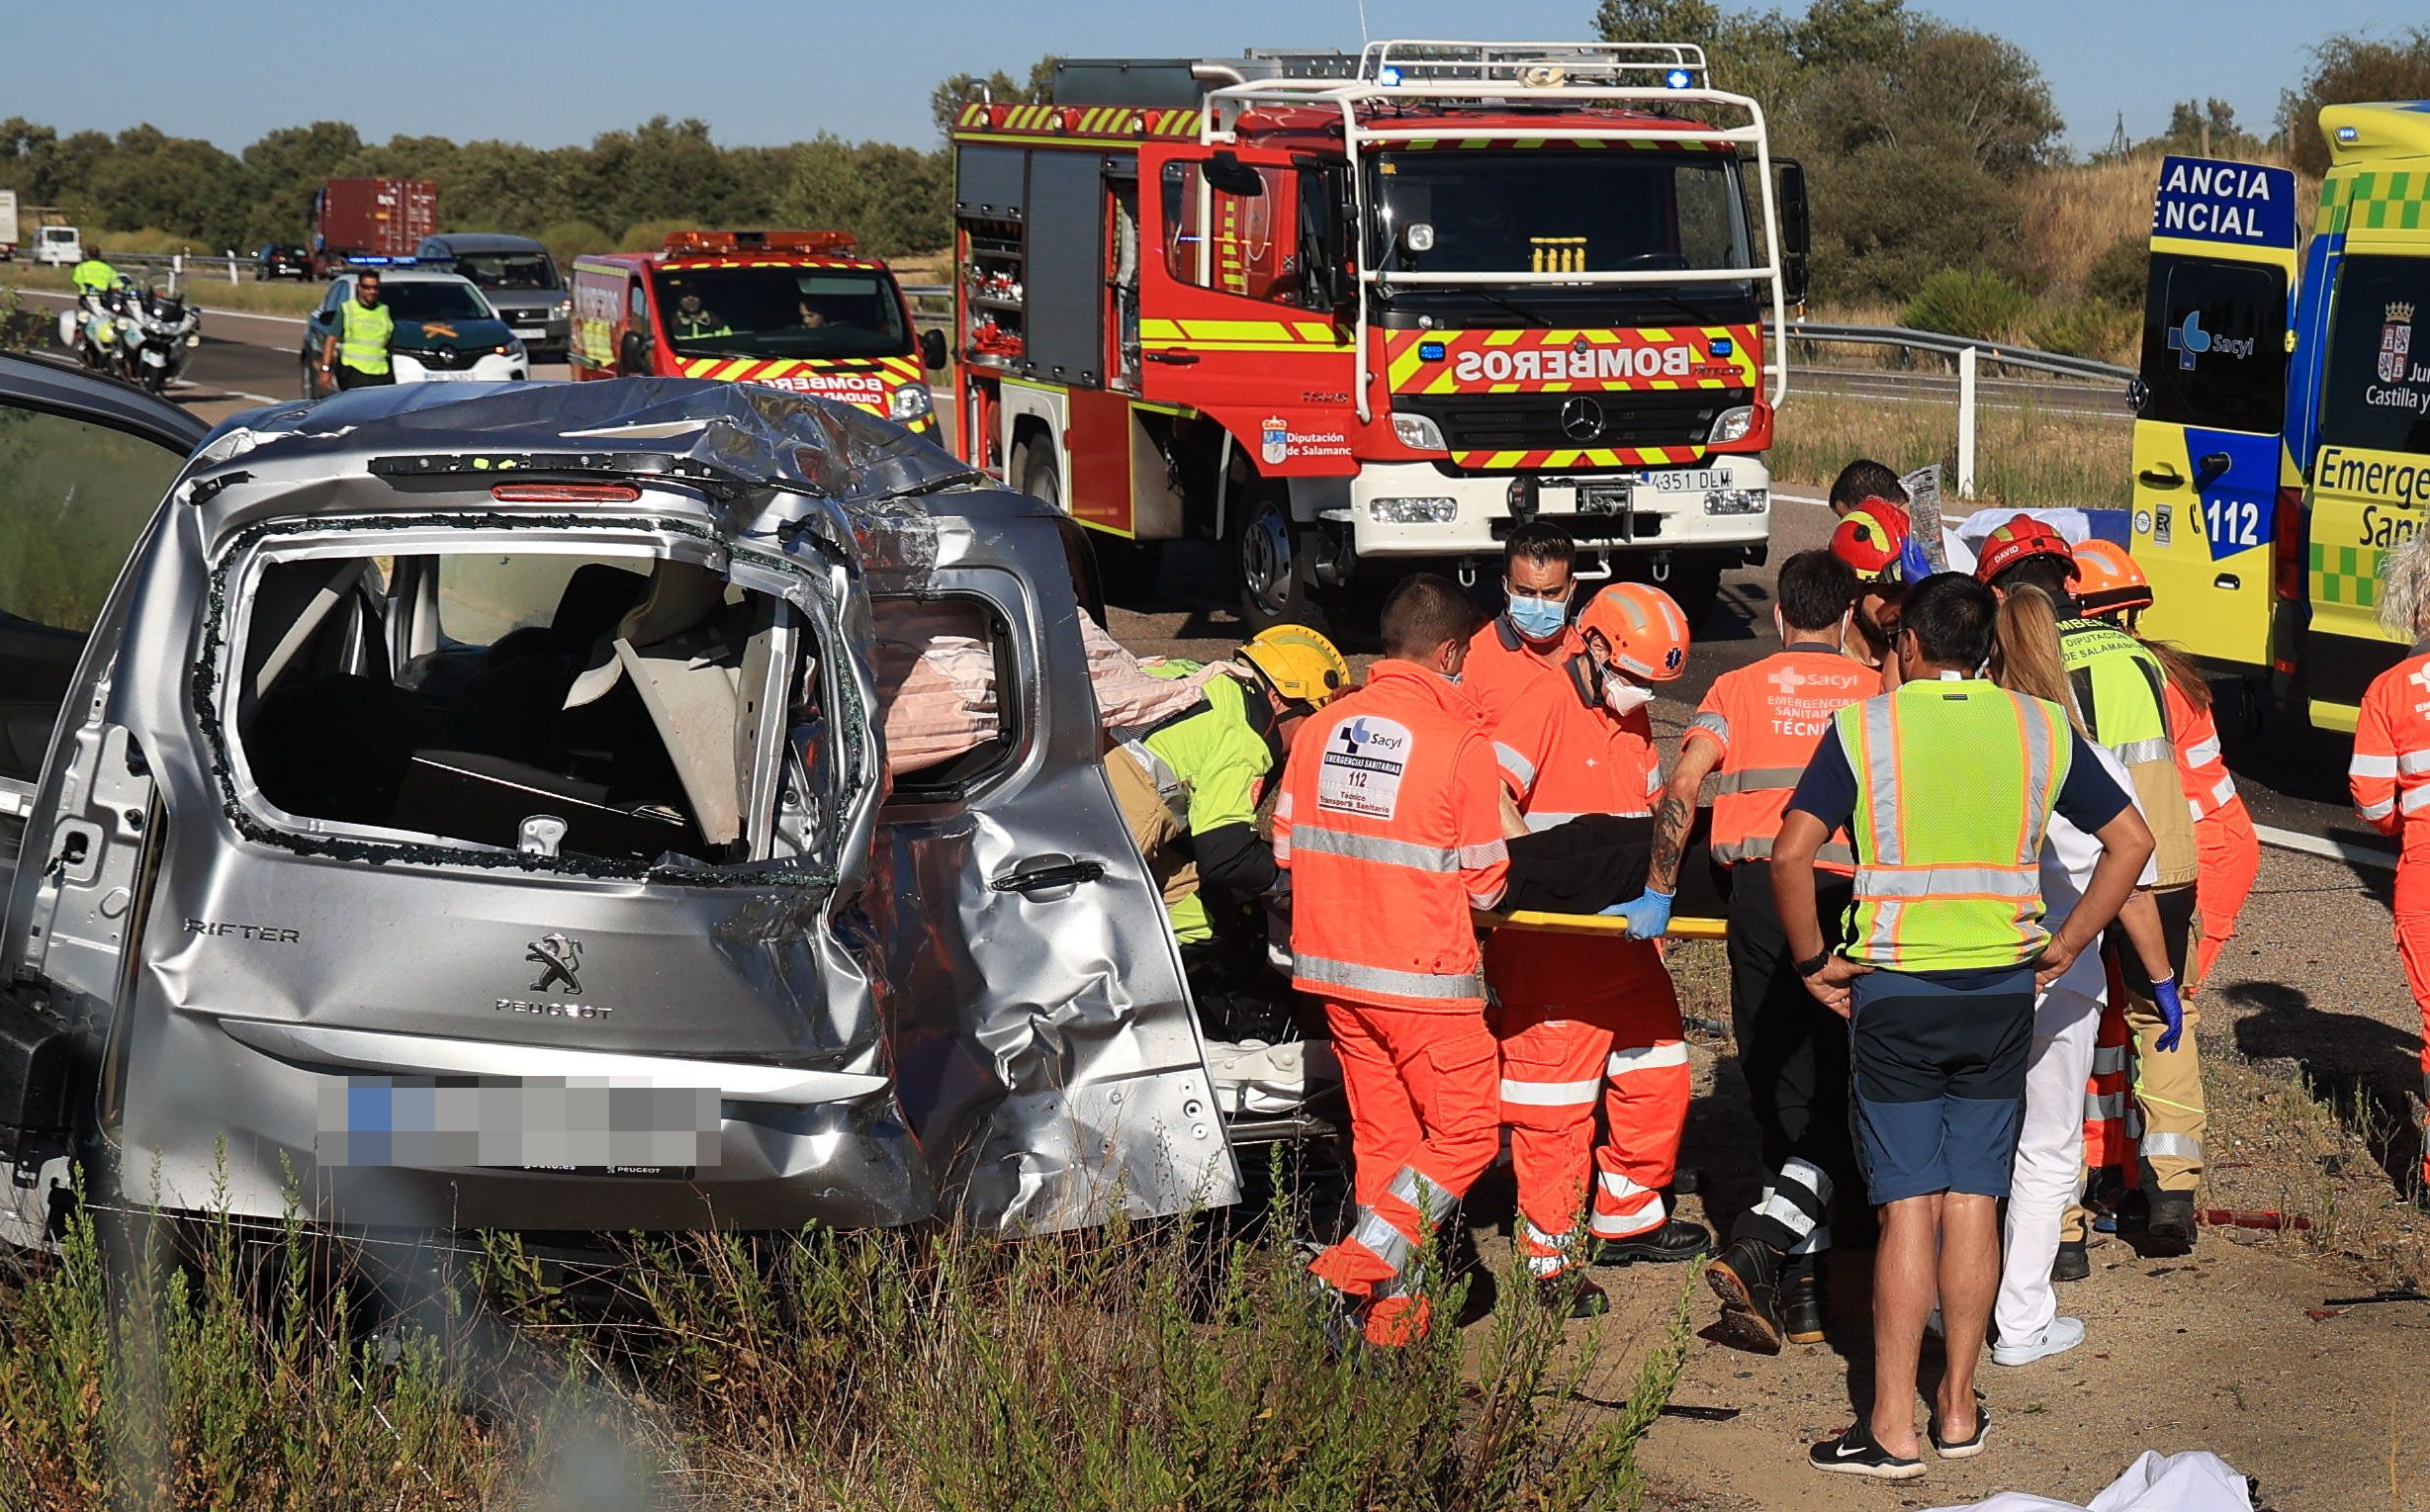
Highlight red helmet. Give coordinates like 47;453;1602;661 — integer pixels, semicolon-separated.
1829;498;1916;584
2069;539;2152;620
1577;581;1690;681
1973;513;2079;586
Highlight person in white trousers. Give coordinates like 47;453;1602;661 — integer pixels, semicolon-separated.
1990;588;2185;1365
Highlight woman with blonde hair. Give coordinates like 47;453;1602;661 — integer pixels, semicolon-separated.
1984;582;2180;1366
2350;533;2430;1198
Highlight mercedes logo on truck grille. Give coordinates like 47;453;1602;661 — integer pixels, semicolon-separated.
1560;396;1607;442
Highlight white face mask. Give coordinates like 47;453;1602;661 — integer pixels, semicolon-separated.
1776;608;1851;656
1601;676;1656;717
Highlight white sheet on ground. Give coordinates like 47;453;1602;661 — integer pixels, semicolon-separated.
1925;1450;2250;1512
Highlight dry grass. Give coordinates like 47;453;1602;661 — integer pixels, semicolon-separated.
1770;386;2130;512
4;265;324;316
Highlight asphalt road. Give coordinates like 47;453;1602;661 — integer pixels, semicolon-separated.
19;284;2376;864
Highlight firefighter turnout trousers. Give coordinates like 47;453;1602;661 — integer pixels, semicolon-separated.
2113;883;2203;1194
1495;946;1688;1275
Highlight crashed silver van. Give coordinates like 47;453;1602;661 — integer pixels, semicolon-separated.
0;359;1236;1245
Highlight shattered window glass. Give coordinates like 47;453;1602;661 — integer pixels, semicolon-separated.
230;545;828;872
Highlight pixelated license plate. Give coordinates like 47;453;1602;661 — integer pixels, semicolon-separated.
317;1077;719;1177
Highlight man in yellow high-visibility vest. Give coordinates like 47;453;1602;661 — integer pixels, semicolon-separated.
318;270;395;393
1770;573;2155;1482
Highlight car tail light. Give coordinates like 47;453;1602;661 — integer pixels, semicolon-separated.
2272;485;2305;601
491;484;642;503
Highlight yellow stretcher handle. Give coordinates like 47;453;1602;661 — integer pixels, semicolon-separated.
1474;909;1729;940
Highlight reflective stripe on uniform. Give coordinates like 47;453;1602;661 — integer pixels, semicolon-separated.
1688;711;1729;744
2406;786;2430;815
1778;1156;1833;1204
2351;753;2398;778
2186;734;2222;766
1788;1224;1830;1256
2402;751;2430;775
1296;954;1484;1001
1853;864;2040;900
2085;1091;2126;1120
1753;1188;1817;1238
2361;796;2397;821
1607;1041;1690;1075
1710;835;1857;868
1705;764;1807;796
1500;1075;1603;1107
1118;740;1189;825
1857;698;1905;865
1389;1163;1457;1225
2114;736;2175;766
1523;810;1582;832
1348;1207;1415;1274
2091;1045;2128;1076
1495;742;1537;788
2141;1131;2203;1161
1289;826;1502;873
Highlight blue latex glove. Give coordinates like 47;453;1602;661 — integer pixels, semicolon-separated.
2150;975;2185;1053
1897;532;1935;583
1602;887;1675;938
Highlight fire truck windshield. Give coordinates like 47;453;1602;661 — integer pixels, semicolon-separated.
648;265;912;359
1366;150;1755;319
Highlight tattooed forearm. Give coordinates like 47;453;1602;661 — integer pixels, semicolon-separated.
1648;792;1692;894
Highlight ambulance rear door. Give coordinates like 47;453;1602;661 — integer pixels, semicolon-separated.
2127;155;2298;669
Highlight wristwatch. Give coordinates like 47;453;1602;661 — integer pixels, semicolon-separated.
1794;947;1834;978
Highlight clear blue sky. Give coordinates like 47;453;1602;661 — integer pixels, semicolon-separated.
5;0;2423;156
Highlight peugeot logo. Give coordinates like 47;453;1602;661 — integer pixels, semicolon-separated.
524;933;584;995
1560;396;1607;442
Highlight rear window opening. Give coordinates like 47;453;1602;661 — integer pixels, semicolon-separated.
227;546;833;871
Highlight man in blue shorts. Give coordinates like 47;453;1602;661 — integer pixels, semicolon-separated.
1769;574;2154;1480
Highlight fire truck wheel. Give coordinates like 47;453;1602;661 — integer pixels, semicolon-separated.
1226;487;1325;634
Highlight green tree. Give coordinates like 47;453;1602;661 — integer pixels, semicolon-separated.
1591;0;1722;48
237;122;363;246
2145;98;2265;159
2279;26;2430;175
929;55;1057;138
87;125;247;247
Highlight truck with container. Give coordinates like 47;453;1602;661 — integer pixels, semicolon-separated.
2128;105;2430;732
0;192;17;260
568;229;945;437
945;40;1806;628
309;177;438;278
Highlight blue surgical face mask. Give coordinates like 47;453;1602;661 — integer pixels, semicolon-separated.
1505;593;1569;643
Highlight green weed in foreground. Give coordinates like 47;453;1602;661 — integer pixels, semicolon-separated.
0;1163;1691;1511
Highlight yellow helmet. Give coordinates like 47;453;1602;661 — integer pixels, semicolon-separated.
1239;624;1350;710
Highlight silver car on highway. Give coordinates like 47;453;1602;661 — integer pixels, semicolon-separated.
0;361;1234;1246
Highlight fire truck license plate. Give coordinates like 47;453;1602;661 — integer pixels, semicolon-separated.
1633;469;1726;492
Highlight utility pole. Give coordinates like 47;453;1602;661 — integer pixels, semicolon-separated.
2106;111;2130;160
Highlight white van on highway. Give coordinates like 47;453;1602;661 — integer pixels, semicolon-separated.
33;225;82;268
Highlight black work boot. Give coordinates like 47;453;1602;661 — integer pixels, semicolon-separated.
2052;1237;2091;1283
1595;1217;1714;1266
1705;1237;1785;1355
1533;1269;1610;1319
1782;1258;1826;1344
2145;1189;2198;1246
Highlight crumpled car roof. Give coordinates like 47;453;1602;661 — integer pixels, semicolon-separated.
192;377;984;509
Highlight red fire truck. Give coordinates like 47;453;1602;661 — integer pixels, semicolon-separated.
947;41;1807;628
570;229;946;436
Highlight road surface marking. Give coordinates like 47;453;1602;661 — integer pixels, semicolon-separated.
2253;823;2396;871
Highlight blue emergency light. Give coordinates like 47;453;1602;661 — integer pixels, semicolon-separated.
2337;125;2360;143
1709;337;1734;357
1665;67;1694;90
1419;340;1446;360
1379;65;1403;86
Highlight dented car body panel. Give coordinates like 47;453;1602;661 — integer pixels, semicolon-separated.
0;367;1236;1238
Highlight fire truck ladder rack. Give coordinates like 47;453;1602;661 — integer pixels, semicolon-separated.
1199;40;1788;422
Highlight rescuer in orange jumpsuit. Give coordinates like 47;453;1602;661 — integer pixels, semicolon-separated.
1278;574;1513;1348
1485;581;1714;1316
2349;534;2430;1196
1463;520;1588;732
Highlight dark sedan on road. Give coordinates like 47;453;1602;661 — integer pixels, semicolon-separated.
254;243;312;282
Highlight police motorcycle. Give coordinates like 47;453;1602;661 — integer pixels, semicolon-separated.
58;280;201;393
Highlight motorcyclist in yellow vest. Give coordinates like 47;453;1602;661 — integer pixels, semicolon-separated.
1773;573;2154;1478
1975;515;2206;1252
1106;626;1347;1022
319;270;396;394
70;251;120;295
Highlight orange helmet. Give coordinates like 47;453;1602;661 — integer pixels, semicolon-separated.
1577;581;1690;682
1973;513;2079;586
2069;539;2152;620
1830;498;1919;584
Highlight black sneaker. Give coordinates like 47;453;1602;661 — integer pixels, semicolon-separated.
1532;1269;1609;1319
1705;1237;1785;1355
2146;1189;2198;1245
2052;1237;2090;1283
1595;1217;1713;1266
1809;1423;1925;1480
1930;1404;1992;1461
1782;1260;1826;1344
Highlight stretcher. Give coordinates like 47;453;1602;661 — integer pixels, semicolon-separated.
1476;910;1729;940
